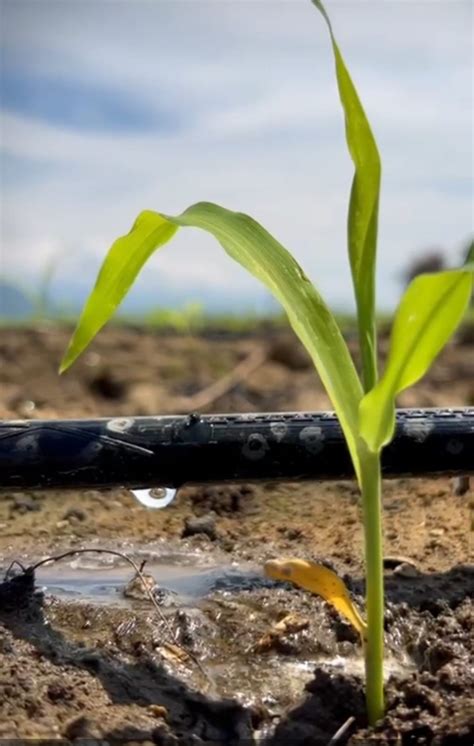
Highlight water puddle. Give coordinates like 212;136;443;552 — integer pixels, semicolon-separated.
2;547;416;689
208;653;414;708
33;554;264;607
317;653;415;680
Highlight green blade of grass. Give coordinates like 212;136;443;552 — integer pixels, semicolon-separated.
359;266;474;452
312;0;381;392
60;201;364;475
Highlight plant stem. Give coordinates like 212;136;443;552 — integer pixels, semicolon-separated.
360;449;385;725
359;318;378;393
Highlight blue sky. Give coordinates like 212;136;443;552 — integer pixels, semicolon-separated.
1;0;472;314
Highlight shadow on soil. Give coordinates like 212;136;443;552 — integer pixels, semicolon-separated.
0;570;254;744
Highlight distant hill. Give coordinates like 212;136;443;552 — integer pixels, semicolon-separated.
0;281;34;319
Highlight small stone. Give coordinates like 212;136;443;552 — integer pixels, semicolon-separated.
11;494;40;513
147;704;168;719
17;399;36;416
338;640;355;656
274;612;309;634
63;507;87;522
394;562;420;578
47;681;73;702
255;612;309;653
426;641;454;673
123;571;157;600
452;475;470;496
182;513;218;541
429;528;444;537
438;663;463;691
64;715;99;739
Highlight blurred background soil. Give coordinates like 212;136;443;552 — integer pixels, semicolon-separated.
0;323;472;569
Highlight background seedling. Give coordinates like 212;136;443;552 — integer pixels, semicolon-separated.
60;0;473;724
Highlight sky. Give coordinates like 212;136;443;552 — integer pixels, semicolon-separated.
1;0;473;315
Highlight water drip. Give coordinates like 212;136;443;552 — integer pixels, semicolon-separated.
130;486;178;509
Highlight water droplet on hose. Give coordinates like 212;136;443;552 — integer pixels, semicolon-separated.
131;487;178;509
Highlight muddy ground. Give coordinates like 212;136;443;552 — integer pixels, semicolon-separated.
0;324;473;744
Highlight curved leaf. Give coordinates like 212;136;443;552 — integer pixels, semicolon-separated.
265;557;366;639
60;211;178;370
61;201;364;474
312;0;381;391
359;267;474;452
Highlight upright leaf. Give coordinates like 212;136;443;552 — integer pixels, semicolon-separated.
359;267;474;452
61;202;364;475
312;0;381;391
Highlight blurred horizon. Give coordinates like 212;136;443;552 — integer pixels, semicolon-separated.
1;0;473;318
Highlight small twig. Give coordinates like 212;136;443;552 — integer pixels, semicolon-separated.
4;559;28;579
327;715;356;745
383;555;418;570
22;548;214;690
173;346;268;412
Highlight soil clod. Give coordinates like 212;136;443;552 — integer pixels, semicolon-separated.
182;514;218;541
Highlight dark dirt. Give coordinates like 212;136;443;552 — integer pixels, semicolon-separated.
0;324;473;744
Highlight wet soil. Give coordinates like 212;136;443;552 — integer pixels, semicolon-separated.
0;325;473;744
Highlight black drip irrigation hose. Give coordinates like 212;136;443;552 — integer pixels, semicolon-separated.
0;408;472;491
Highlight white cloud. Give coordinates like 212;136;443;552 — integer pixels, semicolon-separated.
1;0;472;313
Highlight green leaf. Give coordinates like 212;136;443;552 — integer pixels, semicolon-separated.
359;267;474;452
312;0;381;392
59;211;178;371
61;201;364;475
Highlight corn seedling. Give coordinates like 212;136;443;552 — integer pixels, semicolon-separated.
60;0;473;724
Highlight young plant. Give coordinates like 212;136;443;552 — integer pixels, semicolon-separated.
60;0;473;724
